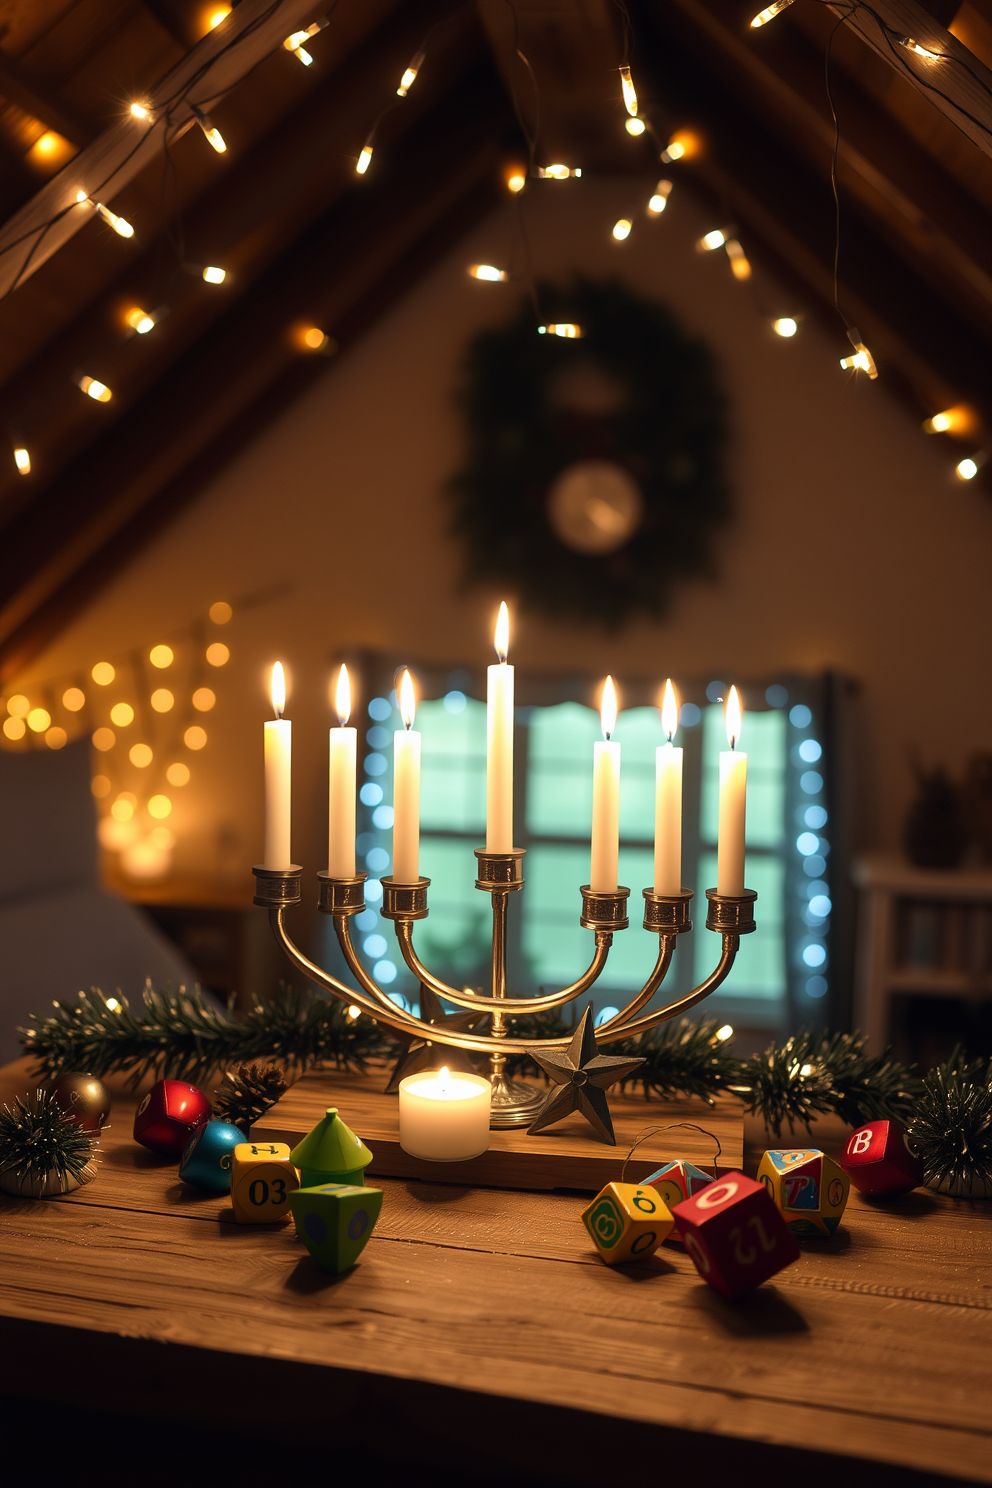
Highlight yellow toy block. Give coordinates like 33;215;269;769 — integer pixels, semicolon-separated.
581;1181;674;1265
230;1141;300;1223
757;1147;850;1237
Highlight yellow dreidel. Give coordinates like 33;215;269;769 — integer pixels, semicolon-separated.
230;1141;300;1223
581;1182;674;1264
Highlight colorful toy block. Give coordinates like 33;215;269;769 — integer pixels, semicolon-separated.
672;1172;800;1299
230;1141;300;1222
840;1120;923;1198
179;1120;244;1193
757;1148;850;1236
581;1181;674;1265
642;1159;713;1241
288;1182;383;1273
289;1107;372;1188
133;1079;210;1157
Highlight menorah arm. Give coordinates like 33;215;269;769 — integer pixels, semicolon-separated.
593;933;740;1044
592;933;676;1037
390;919;614;1013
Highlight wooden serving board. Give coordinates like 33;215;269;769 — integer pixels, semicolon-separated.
253;1064;743;1191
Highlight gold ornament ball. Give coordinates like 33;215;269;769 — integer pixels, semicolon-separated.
48;1073;112;1132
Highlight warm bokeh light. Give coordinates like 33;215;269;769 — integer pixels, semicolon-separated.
300;326;329;351
202;265;226;284
494;601;510;662
270;661;286;718
922;404;978;436
750;0;795;25
27;708;51;733
14;447;30;474
151;688;174;712
661;129;700;164
600;676;618;740
79;376;112;402
3;717;25;740
184;725;207;750
130;101;151;120
725;240;751;280
112;795;135;821
92;663;115;685
167;762;190;786
209;600;232;624
150;826;176;849
773;317;798;338
956;456;981;481
625;117;646;136
110;702;134;727
62;687;85;711
127;308;155;334
725;685;743;749
399;668;417;729
537;323;583;338
130;743;153;767
27;131;75;174
468;264;508;282
619;65;638;117
148;794;173;819
716;1023;734;1041
612;218;632;241
503;163;526;193
356;144;373;174
205;5;231;30
206;642;230;666
396;49;424;96
192;687;215;712
7;694;29;717
98;816;138;850
334;663;351;726
647;180;672;214
660;679;679;741
91;775;111;797
149;644;173;668
46;727;67;749
538;164;581;179
92;727;115;751
698;228;727;252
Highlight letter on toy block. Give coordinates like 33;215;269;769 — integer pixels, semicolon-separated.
757;1148;850;1236
672;1172;800;1299
581;1181;674;1265
231;1141;300;1222
840;1120;923;1198
288;1183;383;1272
133;1079;210;1156
179;1120;245;1192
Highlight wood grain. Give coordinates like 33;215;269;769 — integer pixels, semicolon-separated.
253;1064;744;1190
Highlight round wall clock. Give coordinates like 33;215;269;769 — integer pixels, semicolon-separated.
449;278;731;628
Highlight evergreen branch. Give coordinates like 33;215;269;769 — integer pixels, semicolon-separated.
0;1090;96;1188
617;1017;741;1104
735;1028;920;1136
908;1048;992;1197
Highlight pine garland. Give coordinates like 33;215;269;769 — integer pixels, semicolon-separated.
0;1090;96;1191
908;1050;992;1198
212;1062;289;1133
734;1029;922;1136
618;1017;742;1104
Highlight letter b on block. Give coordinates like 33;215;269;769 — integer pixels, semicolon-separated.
840;1120;922;1198
672;1172;800;1299
581;1182;674;1265
231;1142;300;1223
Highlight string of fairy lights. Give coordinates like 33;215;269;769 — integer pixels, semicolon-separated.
2;0;989;484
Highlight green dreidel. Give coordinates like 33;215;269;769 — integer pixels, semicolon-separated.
289;1107;372;1189
288;1183;383;1273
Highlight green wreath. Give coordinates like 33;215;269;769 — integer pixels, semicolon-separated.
449;278;731;628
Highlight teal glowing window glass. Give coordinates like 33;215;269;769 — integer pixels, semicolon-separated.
418;696;486;833
526;701;598;838
694;851;785;999
699;703;786;848
418;836;490;985
614;707;666;841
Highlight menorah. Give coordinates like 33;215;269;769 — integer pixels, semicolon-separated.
252;856;757;1128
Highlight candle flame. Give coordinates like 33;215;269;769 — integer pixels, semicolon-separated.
438;1065;450;1090
601;675;618;740
399;667;416;729
334;663;351;726
270;662;286;718
725;685;742;749
494;601;510;663
661;678;679;741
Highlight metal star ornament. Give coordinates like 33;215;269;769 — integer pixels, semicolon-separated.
384;984;485;1093
526;1007;645;1144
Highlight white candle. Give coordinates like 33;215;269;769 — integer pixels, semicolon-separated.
263;662;292;870
398;1067;491;1160
590;675;620;893
654;679;683;895
393;668;421;882
487;600;514;851
717;685;747;896
328;664;356;878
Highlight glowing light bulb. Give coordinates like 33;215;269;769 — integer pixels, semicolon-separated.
716;1023;734;1041
270;661;286;718
91;663;115;685
295;325;329;351
538;164;581;179
725;685;743;749
625;117;646;136
468;263;508;282
897;34;941;59
149;644;173;668
399;668;416;728
130;101;151;120
697;227;728;252
191;106;226;153
13;447;30;474
504;164;527;193
202;265;226;284
839;329;878;378
77;192;135;238
207;6;231;30
647;180;672;214
750;0;795;26
283;18;327;64
661;679;679;741
773;317;798;337
334;663;351;726
537;323;583;338
725;238;751;280
397;49;425;96
127;308;156;334
79;375;112;402
600;675;618;740
660;130;700;164
494;601;510;663
619;65;638;117
922;404;977;436
612;218;632;241
956;453;986;480
356;142;373;174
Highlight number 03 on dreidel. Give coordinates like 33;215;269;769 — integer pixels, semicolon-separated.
230;1142;300;1223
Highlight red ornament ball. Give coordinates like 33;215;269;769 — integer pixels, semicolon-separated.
48;1072;111;1132
133;1079;210;1156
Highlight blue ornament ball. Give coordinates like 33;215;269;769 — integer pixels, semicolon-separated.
179;1119;244;1193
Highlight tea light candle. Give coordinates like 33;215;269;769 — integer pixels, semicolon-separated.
398;1067;491;1161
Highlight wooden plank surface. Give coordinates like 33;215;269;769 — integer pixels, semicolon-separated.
1;1057;990;1485
254;1065;743;1190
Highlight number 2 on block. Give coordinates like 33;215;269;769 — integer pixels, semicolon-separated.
731;1214;778;1265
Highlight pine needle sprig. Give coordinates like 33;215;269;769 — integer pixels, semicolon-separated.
617;1017;741;1104
817;1031;921;1127
908;1049;992;1198
0;1090;96;1190
212;1062;289;1133
21;983;387;1087
735;1028;920;1136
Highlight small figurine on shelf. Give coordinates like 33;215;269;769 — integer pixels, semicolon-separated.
133;1079;210;1156
672;1173;800;1299
230;1142;300;1222
289;1107;372;1188
0;1090;99;1198
178;1120;245;1193
757;1148;850;1236
288;1182;383;1272
841;1120;923;1198
582;1182;674;1265
47;1073;111;1133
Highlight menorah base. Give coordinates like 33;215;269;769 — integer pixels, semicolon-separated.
489;1072;547;1127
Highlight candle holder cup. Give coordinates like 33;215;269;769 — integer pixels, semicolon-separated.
256;857;756;1129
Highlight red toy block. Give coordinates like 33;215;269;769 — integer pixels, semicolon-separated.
840;1120;923;1198
133;1079;210;1156
672;1171;801;1300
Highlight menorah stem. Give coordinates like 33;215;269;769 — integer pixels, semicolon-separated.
488;888;509;1074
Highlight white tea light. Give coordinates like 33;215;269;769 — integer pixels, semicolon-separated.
398;1068;491;1161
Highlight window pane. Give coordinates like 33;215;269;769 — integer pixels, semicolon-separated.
526;702;598;838
614;706;665;842
522;842;590;984
694;850;785;999
699;703;786;848
419;696;486;833
418;836;491;984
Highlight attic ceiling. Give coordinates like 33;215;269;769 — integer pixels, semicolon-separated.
1;0;991;682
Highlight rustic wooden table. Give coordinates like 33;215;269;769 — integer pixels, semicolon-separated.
0;1054;989;1487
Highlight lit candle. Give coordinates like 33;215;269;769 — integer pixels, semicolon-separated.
399;1067;491;1160
393;668;421;882
264;662;291;870
654;679;683;894
328;664;356;878
718;685;747;896
487;601;514;851
590;676;620;893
